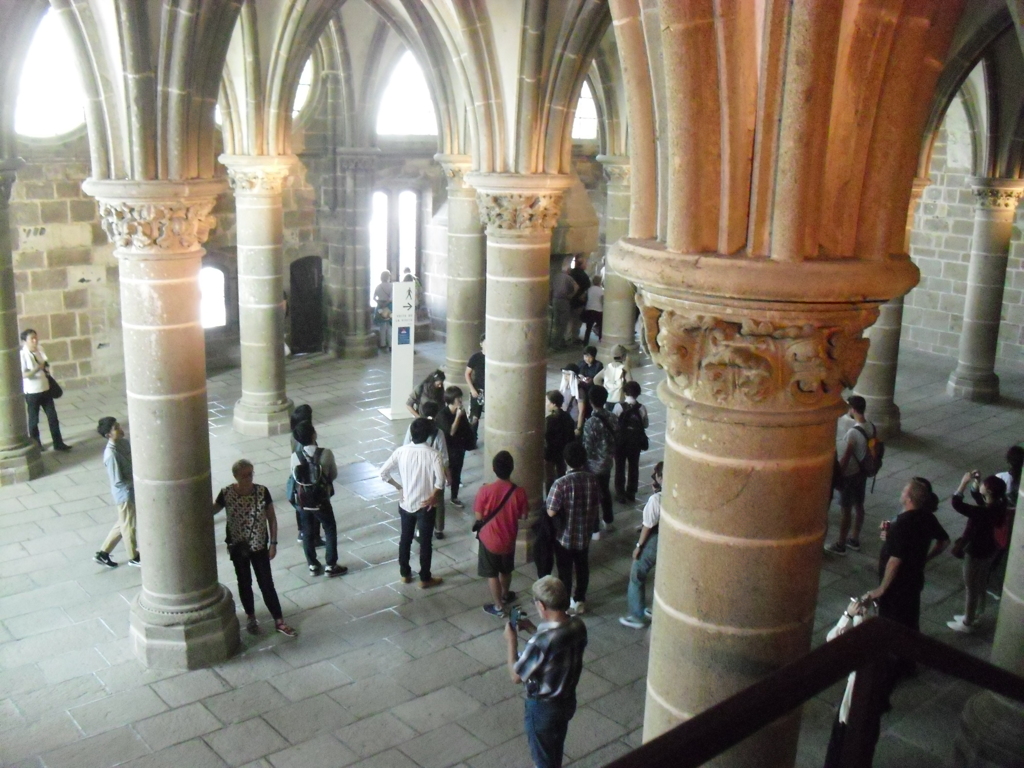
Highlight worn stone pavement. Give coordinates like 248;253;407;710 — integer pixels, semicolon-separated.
0;340;1020;768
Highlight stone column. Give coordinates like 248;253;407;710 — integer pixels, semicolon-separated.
326;149;378;358
953;481;1024;767
0;159;43;485
612;240;910;766
436;154;485;382
854;177;929;439
82;178;239;669
221;155;294;436
596;155;637;361
947;179;1024;402
466;173;571;521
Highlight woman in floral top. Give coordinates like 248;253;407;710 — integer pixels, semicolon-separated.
213;459;297;637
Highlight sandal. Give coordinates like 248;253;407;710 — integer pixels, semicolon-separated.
245;616;259;635
275;621;298;637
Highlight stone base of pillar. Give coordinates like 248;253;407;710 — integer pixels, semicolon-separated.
947;370;1000;403
863;399;901;441
232;399;293;437
330;333;378;360
0;442;44;486
953;692;1024;768
129;586;240;669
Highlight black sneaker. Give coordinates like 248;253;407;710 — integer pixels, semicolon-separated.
53;443;73;452
94;551;117;568
324;565;348;577
435;531;446;540
450;498;464;509
846;539;861;551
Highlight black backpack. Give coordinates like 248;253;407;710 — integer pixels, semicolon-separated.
292;448;331;511
618;403;649;451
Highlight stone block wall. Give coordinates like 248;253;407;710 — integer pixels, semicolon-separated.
10;133;123;389
904;93;1024;368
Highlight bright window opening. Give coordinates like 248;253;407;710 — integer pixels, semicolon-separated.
369;191;389;306
199;267;227;329
292;58;314;118
399;191;418;279
15;11;88;138
376;51;438;136
571;80;598;141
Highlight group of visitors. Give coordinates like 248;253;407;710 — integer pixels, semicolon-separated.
550;254;603;348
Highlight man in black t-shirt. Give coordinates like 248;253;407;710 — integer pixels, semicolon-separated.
865;477;949;631
464;335;486;439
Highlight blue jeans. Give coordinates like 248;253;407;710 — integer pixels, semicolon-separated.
302;502;338;568
626;533;658;620
525;696;576;768
398;506;436;581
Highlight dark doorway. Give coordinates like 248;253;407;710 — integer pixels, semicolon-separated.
290;256;324;354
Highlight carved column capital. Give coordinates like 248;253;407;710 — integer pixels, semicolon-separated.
82;178;226;255
971;178;1024;211
597;155;631;188
220;155;295;196
434;153;473;191
465;174;574;235
638;290;878;416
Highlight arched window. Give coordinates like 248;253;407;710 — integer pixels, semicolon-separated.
376;51;438;136
369;191;389;306
199;267;227;329
399;191;418;278
292;58;315;118
15;11;87;138
571;80;598;141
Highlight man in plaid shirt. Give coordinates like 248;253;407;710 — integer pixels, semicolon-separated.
545;441;601;615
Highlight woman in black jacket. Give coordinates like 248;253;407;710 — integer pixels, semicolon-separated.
947;471;1007;632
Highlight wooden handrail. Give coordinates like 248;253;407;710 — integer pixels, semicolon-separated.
605;618;1024;768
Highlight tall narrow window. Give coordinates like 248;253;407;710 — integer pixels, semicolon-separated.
15;11;87;138
571;80;598;141
292;57;314;117
199;267;227;329
376;51;438;136
369;191;389;306
398;191;418;279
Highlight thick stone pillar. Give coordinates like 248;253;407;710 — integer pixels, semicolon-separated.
953;481;1024;767
466;173;571;520
596;155;638;362
436;154;485;382
947;179;1024;402
221;155;294;436
854;177;929;439
0;160;43;484
613;241;914;766
83;179;239;669
325;149;378;359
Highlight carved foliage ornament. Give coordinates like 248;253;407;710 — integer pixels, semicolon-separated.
602;163;631;187
476;192;563;232
97;199;217;252
972;186;1024;211
639;294;874;411
226;167;290;195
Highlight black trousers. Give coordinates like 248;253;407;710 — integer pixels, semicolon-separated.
614;444;642;499
449;448;466;499
553;542;590;602
25;392;64;447
596;471;613;524
301;502;338;568
230;547;283;620
399;506;436;581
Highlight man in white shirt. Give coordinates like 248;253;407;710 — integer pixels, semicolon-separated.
381;418;446;588
619;462;662;628
825;395;876;556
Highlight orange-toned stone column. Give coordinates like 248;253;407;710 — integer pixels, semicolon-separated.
221;155;294;436
596;156;638;362
0;159;43;484
437;154;485;382
83;179;239;669
466;173;571;525
613;241;916;766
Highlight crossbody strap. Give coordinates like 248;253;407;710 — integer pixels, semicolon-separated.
478;484;517;533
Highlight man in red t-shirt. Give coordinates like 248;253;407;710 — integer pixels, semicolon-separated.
475;451;529;616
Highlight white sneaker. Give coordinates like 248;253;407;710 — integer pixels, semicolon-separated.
947;618;977;633
569;599;586;616
591;531;603;541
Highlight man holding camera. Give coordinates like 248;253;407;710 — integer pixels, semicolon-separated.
505;576;587;768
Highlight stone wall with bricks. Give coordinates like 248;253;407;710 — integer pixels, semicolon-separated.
904;93;1024;368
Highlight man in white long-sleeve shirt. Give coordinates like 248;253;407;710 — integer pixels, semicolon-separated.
94;417;138;568
381;418;446;588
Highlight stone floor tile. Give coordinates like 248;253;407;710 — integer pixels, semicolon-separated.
334;711;418;757
390;686;482;733
564;739;632;767
455;666;522;707
151;669;232;707
204;680;292;725
348;748;420;768
584;643;650;687
94;659;180;693
388;619;473;659
38;646;110;684
0;711;81;764
135;701;223;752
397;722;488;768
386;647;487;696
567;669;616;707
327;674;415;719
205;716;291;767
262;693;356;743
42;724;152;768
328;640;415;681
454;630;508;668
456;695;525;746
121;738;231;768
338;610;417;649
10;671;108;719
465;735;535;768
214;649;294;688
561;707;628;760
266;733;358;768
588;678;646;730
266;659;350;702
393;592;470;626
69;684;169;735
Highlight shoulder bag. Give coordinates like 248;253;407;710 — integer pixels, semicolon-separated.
472;484;517;539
